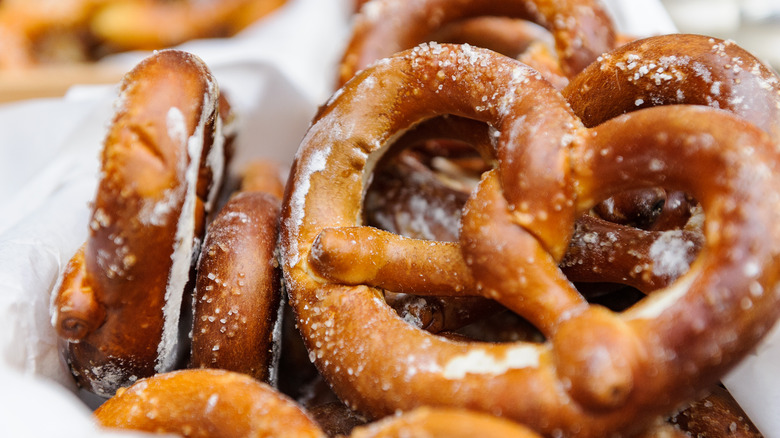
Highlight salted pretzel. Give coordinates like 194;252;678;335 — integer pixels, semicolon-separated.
50;50;229;397
350;407;542;438
189;191;283;383
94;369;327;438
338;0;616;88
668;385;762;437
90;0;287;52
94;368;543;438
564;33;780;139
280;43;780;437
363;114;704;295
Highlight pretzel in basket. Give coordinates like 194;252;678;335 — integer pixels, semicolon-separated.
338;0;617;88
50;50;230;397
94;368;545;438
189;189;283;383
280;43;780;437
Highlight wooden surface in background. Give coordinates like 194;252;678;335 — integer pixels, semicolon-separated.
0;64;124;103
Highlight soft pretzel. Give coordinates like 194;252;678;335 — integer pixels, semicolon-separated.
281;43;780;437
362;113;703;295
563;33;780;140
94;368;326;438
668;385;761;437
189;190;283;383
338;0;616;87
50;50;229;397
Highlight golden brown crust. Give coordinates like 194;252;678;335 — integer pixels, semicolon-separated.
563;34;780;140
94;368;326;438
350;407;543;438
51;49;226;397
239;160;287;200
280;43;780;437
339;0;616;87
190;191;282;383
90;0;287;52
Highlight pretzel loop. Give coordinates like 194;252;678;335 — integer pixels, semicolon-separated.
281;43;780;437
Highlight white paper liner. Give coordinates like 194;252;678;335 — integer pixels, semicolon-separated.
0;0;776;436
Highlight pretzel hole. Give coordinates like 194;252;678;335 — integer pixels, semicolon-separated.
355;116;706;345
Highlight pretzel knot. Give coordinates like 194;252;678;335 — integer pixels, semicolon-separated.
280;43;780;437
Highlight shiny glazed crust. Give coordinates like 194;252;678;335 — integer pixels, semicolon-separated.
50;49;226;397
350;407;543;438
94;368;326;438
280;43;780;437
190;191;283;383
338;0;616;86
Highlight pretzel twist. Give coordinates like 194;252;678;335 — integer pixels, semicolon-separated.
50;50;227;397
281;43;780;437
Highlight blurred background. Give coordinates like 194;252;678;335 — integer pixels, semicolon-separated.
661;0;780;70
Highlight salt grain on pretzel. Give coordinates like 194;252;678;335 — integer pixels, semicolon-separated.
564;33;780;140
94;369;327;438
190;190;283;384
281;43;780;437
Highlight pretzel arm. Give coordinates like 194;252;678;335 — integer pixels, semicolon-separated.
561;215;704;293
310;226;474;296
460;170;588;336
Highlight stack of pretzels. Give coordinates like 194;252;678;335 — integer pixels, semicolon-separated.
48;0;780;437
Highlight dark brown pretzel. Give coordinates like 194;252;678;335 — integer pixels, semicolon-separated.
50;50;229;398
338;0;616;87
280;43;780;437
668;385;762;437
362;114;703;295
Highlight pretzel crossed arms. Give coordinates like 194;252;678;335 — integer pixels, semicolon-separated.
280;42;780;437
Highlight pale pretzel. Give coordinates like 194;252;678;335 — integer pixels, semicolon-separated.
338;0;617;87
94;369;327;438
50;50;229;397
280;43;780;437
